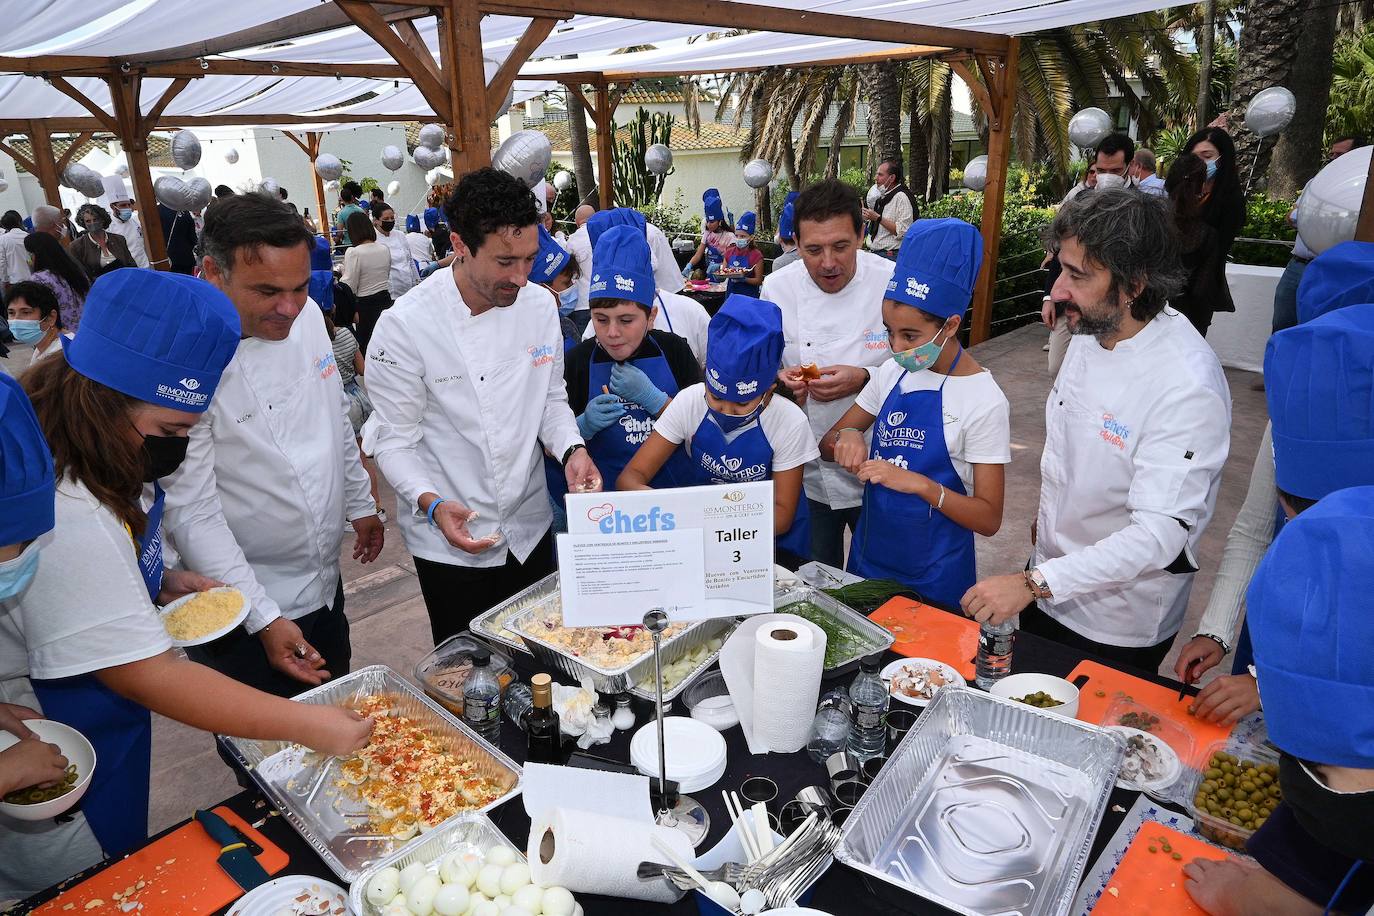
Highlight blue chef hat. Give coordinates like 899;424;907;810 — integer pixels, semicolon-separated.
736;211;757;236
705;295;784;403
777;192;800;242
1296;241;1374;325
885;218;984;320
1247;485;1374;767
63;269;241;414
0;373;54;547
405;214;421;234
530;223;572;285
310;235;333;272
1265;303;1374;501
703;189;725;224
588;225;654;307
423;207;441;229
586;207;647;247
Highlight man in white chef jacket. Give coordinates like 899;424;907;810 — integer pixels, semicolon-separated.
762;179;895;568
363;168;599;644
962;189;1231;672
101;176;150;269
163;192;384;696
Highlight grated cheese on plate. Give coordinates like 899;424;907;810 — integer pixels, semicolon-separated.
161;590;244;640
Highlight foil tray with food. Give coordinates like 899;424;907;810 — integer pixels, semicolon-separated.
626;617;740;702
469;573;561;655
218;665;522;883
835;686;1122;916
774;585;895;676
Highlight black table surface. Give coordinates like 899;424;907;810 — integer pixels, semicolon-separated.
16;612;1194;915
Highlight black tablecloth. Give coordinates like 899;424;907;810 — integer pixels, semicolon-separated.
15;613;1192;915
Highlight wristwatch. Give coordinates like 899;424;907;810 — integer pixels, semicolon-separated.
561;443;586;466
1024;567;1053;600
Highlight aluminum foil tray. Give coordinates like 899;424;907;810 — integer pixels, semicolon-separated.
626;617;740;702
510;603;709;694
218;665;522;883
348;812;521;915
774;585;896;676
469;573;561;655
835;686;1123;916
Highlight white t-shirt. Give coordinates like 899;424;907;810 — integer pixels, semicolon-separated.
855;362;1012;494
653;384;820;474
12;478;171;680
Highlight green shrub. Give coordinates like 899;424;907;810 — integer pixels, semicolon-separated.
1234;194;1297;268
639;188;700;239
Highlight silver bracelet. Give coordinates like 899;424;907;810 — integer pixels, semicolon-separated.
935;484;946;511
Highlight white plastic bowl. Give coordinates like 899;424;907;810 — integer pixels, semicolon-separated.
988;672;1080;719
0;719;96;820
631;716;728;792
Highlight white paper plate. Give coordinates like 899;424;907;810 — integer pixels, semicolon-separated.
157;587;249;647
1106;725;1183;792
631;716;728;791
881;657;966;708
225;875;347;915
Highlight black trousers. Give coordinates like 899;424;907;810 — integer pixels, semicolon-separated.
414;531;556;645
353;290;393;352
1018;601;1175;675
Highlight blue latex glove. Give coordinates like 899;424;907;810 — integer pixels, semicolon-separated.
610;362;669;416
681;262;693;279
577;392;626;439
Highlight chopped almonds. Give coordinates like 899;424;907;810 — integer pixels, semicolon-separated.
161;590;244;640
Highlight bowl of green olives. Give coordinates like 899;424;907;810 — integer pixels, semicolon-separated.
1186;743;1282;850
989;672;1080;719
0;719;95;821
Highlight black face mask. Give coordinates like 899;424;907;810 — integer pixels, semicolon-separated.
1280;752;1374;862
142;434;189;482
380;220;395;232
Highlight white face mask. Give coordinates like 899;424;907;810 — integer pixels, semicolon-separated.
1095;173;1126;191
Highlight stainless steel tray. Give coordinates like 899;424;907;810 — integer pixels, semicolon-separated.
348;812;522;915
510;602;709;694
626;617;740;702
774;585;896;676
835;686;1123;916
470;573;561;655
218;665;522;883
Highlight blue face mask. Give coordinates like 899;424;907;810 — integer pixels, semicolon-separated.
1204;159;1218;180
113;207;133;222
733;237;750;249
891;326;950;373
7;319;44;345
707;399;765;435
0;542;41;601
557;285;579;317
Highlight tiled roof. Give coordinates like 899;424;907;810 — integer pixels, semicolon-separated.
4;134;173;173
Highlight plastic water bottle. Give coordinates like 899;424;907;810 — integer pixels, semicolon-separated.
847;656;889;759
503;681;533;729
806;689;853;764
462;647;502;744
976;618;1017;689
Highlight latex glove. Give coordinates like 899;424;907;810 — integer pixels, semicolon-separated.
681;263;693;279
577;393;626;439
610;362;669;415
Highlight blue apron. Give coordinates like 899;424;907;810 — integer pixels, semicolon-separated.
848;352;976;608
585;336;695;492
31;486;163;857
725;249;760;298
704;240;724;282
682;403;811;560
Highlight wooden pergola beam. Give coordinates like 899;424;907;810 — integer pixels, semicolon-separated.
487;16;559;121
0;139;37;175
394;19;442;84
0;112;433;134
964;38;1019;345
592;79;615;209
337;0;452;119
442;0;492;172
47;76;117;131
104;72;173;270
24;122;61;205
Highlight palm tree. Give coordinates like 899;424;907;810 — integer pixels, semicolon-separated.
1327;25;1374;140
1268;0;1343;197
902;58;952;200
565;85;597;206
859;62;903;174
1223;0;1305;188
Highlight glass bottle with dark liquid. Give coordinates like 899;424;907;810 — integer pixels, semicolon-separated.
525;672;562;764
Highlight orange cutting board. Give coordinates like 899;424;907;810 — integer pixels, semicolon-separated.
1069;660;1232;768
35;806;288;915
869;598;979;680
1089;822;1227;914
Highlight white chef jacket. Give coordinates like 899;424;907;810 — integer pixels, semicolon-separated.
107;214;149;268
568;220;684;314
379;230;418;299
762;251;895;510
1033;307;1232;647
405;230;436;265
361;266;583;568
0;227;32;286
580;288;709;365
162;302;375;633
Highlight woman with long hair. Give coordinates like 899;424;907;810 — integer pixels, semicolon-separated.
1166;153;1227;334
339;208;391;349
1179;126;1247;336
24;231;90;331
6;269;371;891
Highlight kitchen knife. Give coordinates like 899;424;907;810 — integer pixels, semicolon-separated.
195;808;270;892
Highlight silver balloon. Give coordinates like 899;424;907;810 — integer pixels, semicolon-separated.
154;176;194;211
645;143;673;175
381;145;405;172
259;177;280;196
224;147;239;165
63;164;105;199
1068;107;1113;149
386;180;400;197
314;153;344;182
743;158;774;189
325;179;340;192
171;131;203;170
113;162;129;177
1294;145;1372;255
492;130;552;187
185;177;213;211
553;170;573;191
483;58;515;119
413;145;446;170
417;123;446;151
1246;86;1297;139
962;155;989;192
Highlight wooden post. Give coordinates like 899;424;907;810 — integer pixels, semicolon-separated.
25;121;62;205
443;0;492;177
284;130;331;236
1356;149;1374;243
964;39;1020;346
106;74;173;271
593;80;615;209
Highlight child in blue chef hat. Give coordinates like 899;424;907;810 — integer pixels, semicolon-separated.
683;189;732;281
528;223;581;350
724;211;763;298
619;293;818;568
774;192;801;271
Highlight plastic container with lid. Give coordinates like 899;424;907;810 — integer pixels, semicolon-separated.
414;631;515;717
1182;735;1282;851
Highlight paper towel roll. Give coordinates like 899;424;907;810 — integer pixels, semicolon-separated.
528;807;693;903
752;618;826;753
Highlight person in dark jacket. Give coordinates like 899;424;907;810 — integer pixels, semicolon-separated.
1166;153;1227;335
158;203;198;274
1177;127;1246;336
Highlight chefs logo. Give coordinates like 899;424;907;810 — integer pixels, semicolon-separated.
314;351;338;381
614;274;635;293
157;378;208;408
527;343;555;368
618;413;653;445
1100;412;1130;450
885;454;910;470
735;380;759;396
905;278;931;300
587;502;677;534
863;328;890;352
